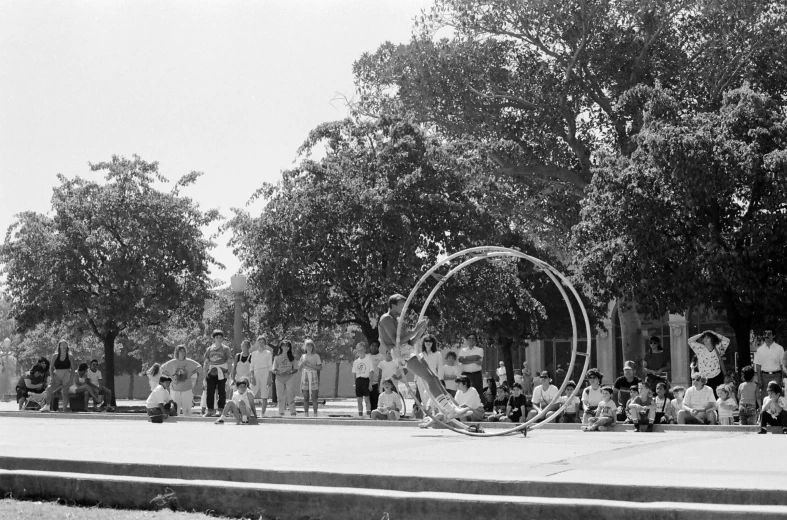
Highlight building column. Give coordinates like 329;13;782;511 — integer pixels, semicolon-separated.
526;340;544;373
669;313;689;387
596;318;616;384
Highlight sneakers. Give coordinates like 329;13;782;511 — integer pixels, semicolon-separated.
646;423;654;433
39;405;51;413
633;424;640;432
214;417;225;424
758;428;768;434
241;415;248;424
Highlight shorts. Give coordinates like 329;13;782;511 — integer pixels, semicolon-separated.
355;377;370;397
252;369;270;399
51;369;71;391
301;370;319;392
16;386;30;401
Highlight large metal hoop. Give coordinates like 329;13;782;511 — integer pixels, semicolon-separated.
396;246;592;437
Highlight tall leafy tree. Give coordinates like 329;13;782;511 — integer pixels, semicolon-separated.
353;0;787;362
573;86;787;353
1;155;220;404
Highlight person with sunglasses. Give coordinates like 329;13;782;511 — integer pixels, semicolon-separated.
754;329;783;400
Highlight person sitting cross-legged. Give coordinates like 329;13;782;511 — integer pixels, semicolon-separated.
215;377;257;425
420;375;484;428
370;379;403;421
677;374;717;425
146;375;178;422
501;383;528;423
526;371;560;422
758;381;787;434
582;385;617;432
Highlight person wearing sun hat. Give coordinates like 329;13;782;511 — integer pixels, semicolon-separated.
613;360;642;422
202;330;233;417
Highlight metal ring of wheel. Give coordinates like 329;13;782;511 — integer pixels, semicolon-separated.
396;246;592;437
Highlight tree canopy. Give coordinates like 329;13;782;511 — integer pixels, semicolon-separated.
0;155;220;402
573;85;787;350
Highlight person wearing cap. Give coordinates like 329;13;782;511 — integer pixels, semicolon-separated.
613;361;642;422
457;332;485;402
146;375;178;421
527;371;560;422
202;330;233;417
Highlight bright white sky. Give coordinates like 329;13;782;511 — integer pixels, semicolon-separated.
0;0;431;283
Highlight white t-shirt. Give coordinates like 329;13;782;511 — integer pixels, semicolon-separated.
582;386;604;408
496;366;506;382
532;384;560;408
419;351;444;379
232;389;254;411
458;346;483;373
352;355;374;378
250;349;273;371
87;369;102;386
146;385;171;408
754;342;784;372
683;385;716;410
377;359;400;383
455;386;482;409
368;353;384;384
377;391;402;411
443;364;462;391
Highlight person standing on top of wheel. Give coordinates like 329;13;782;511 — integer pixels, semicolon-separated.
458;332;485;404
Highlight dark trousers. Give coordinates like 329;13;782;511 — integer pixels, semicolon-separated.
205;374;227;410
463;371;484;403
370;384;379;410
760;410;787;429
270;373;278;403
706;372;725;398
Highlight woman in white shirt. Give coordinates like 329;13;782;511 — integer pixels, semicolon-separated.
298;339;322;417
581;368;605;424
416;335;444;411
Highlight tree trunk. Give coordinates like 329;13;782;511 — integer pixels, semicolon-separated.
724;293;752;369
334;361;341;398
360;321;379;344
617;299;643;371
128;371;135;400
103;334;118;407
498;336;515;388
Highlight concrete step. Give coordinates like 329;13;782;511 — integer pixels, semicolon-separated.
2;468;787;520
0;456;782;507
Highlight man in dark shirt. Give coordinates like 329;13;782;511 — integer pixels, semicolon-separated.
613;361;641;422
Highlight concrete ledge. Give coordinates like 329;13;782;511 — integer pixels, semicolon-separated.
3;469;787;520
0;456;782;506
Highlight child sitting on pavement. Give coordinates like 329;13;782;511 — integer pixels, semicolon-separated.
559;380;581;423
716;384;737;426
758;382;787;434
653;382;673;424
215;377;257;425
371;379;403;421
582;386;616;432
487;386;508;422
737;365;760;426
146;375;178;422
502;383;528;423
628;382;656;432
669;386;685;424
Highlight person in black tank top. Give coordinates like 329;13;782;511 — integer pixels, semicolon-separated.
41;340;73;412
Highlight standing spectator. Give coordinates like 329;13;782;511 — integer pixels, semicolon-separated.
737;365;760;426
146;375;177;422
502;383;528;423
40;339;72;413
559;381;581;423
250;336;273;416
754;329;783;400
441;351;461;397
272;340;298;416
527;371;560;421
687;330;730;398
351;342;373;417
377;349;403;390
202;330;233;418
496;361;506;386
298;339;322;416
232;339;254;388
613;361;641;421
643;336;671;391
371;379;402;421
582;386;616;432
16;365;47;410
581;369;605;424
457;332;484;403
367;340;384;412
716;385;737;426
415;335;443;411
147;363;162;392
86;359;115;412
161;346;201;416
678;374;717;425
522;362;533;395
758;381;787;434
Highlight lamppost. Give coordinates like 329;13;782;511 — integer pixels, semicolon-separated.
230;274;247;350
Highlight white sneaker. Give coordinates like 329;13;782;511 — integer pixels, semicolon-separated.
39;405;51;412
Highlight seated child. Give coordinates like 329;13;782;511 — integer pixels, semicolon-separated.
737;365;759;426
371;379;403;421
502;383;527;423
146;375;178;421
758;381;787;434
653;382;673;424
559;380;581;423
716;384;737;426
582;385;616;432
628;382;656;432
215;377;257;425
487;386;508;422
669;386;685;424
